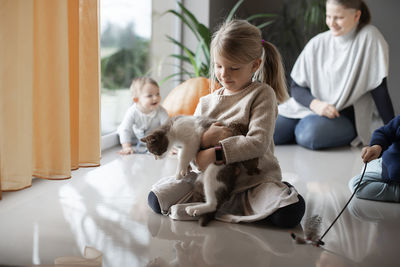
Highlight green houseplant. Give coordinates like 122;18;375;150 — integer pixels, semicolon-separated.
162;0;276;82
263;0;328;78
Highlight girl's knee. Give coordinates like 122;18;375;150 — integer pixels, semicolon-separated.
148;191;162;214
269;194;306;228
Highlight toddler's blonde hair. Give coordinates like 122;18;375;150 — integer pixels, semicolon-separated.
130;77;159;99
210;19;288;103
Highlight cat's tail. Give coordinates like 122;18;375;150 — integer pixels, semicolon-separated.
199;212;216;227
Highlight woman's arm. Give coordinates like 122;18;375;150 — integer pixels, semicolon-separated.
291;80;339;118
370;78;395;124
290;79;315;107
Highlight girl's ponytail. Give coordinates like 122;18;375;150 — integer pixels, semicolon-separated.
255;41;289;103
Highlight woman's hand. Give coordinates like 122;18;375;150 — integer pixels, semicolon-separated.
201;122;233;149
310;99;340;119
195;148;216;171
361;145;382;163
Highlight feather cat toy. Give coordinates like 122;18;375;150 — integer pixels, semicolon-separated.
291;163;368;246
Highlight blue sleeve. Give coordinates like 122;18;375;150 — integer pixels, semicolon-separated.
370;78;395;124
290;79;315;107
369;115;400;152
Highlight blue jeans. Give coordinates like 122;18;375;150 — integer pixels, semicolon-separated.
274;114;357;150
349;158;400;203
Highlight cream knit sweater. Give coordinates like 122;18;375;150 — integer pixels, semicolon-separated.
195;81;282;194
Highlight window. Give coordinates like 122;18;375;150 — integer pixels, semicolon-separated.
100;0;151;135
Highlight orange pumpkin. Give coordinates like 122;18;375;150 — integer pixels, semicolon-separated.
162;77;220;117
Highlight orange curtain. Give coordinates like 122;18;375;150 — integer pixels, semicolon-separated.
0;0;101;198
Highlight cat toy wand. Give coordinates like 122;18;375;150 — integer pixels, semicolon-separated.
291;162;368;247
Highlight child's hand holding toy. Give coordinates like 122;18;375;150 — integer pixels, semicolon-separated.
361;145;382;163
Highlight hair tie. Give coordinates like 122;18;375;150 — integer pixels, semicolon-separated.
261;39;265;45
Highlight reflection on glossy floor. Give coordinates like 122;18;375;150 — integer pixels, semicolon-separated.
1;145;400;267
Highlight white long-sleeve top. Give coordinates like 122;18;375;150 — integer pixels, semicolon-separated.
117;103;169;144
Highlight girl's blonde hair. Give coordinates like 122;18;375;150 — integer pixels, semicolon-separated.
210;19;288;103
130;77;159;99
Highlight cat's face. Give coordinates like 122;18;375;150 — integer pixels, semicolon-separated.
140;130;169;159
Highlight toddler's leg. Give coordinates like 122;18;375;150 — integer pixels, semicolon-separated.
349;172;400;203
349;159;400;202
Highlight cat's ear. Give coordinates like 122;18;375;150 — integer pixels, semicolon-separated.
141;135;157;144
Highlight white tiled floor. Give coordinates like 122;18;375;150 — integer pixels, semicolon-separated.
1;145;400;267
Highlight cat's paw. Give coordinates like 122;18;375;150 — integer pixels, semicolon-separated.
180;169;189;177
175;172;184;180
176;168;190;179
185;206;199;217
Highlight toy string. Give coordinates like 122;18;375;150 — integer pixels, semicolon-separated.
317;162;368;246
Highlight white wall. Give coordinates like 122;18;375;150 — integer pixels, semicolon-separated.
150;0;176;100
181;0;210;81
364;0;400;115
150;0;210;100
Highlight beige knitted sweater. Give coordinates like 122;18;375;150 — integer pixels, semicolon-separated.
194;81;282;194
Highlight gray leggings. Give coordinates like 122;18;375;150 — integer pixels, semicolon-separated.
349;158;400;203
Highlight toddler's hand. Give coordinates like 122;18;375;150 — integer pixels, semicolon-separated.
361;145;382;163
118;144;134;155
195;148;216;171
201;122;233;148
310;99;339;119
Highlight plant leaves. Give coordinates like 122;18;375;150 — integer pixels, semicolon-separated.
246;13;277;21
166;35;196;56
165;9;199;40
226;0;244;22
256;21;275;30
183;47;200;77
159;72;183;86
170;54;190;61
